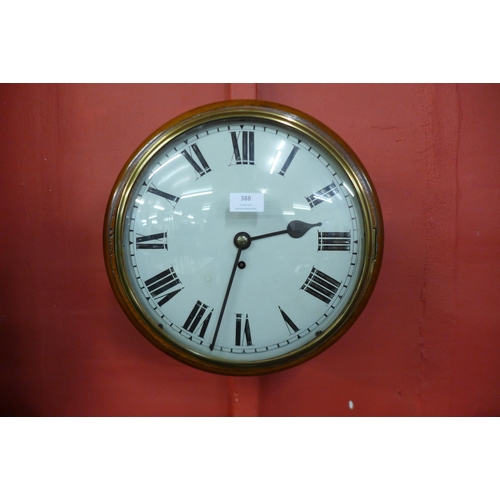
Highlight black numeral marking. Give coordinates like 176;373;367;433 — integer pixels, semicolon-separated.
144;267;183;307
301;267;341;304
278;146;299;176
235;313;252;346
183;300;213;337
147;186;180;208
278;306;299;334
317;231;351;251
182;144;211;177
231;131;254;165
136;232;168;250
305;181;339;209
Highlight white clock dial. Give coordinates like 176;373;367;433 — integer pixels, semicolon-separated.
105;102;382;375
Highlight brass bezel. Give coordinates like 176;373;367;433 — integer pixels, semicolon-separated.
103;100;383;376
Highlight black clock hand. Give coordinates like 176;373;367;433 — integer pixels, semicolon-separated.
252;220;322;241
209;246;243;351
208;221;320;350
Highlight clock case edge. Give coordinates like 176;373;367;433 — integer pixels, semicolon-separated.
103;100;384;376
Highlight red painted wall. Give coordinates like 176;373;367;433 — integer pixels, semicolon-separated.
1;83;499;416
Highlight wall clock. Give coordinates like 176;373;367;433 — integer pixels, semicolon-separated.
104;100;383;376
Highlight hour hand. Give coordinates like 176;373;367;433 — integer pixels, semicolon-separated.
286;220;322;238
251;220;322;241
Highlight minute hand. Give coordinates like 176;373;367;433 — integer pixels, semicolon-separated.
251;220;322;241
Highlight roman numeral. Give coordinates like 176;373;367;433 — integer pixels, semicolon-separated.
182;300;213;337
235;313;252;346
147;186;180;208
144;267;183;307
305;181;339;209
317;231;351;251
182;144;211;177
278;306;299;334
301;267;341;304
278;146;299;176
136;232;168;250
231;130;254;165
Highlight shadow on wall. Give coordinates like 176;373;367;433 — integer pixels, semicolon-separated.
0;322;41;417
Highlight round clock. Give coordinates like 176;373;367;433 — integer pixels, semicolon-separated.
104;100;383;376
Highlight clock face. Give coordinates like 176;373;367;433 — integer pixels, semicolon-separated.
104;101;383;375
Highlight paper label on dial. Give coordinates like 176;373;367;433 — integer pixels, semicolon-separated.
230;193;264;212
